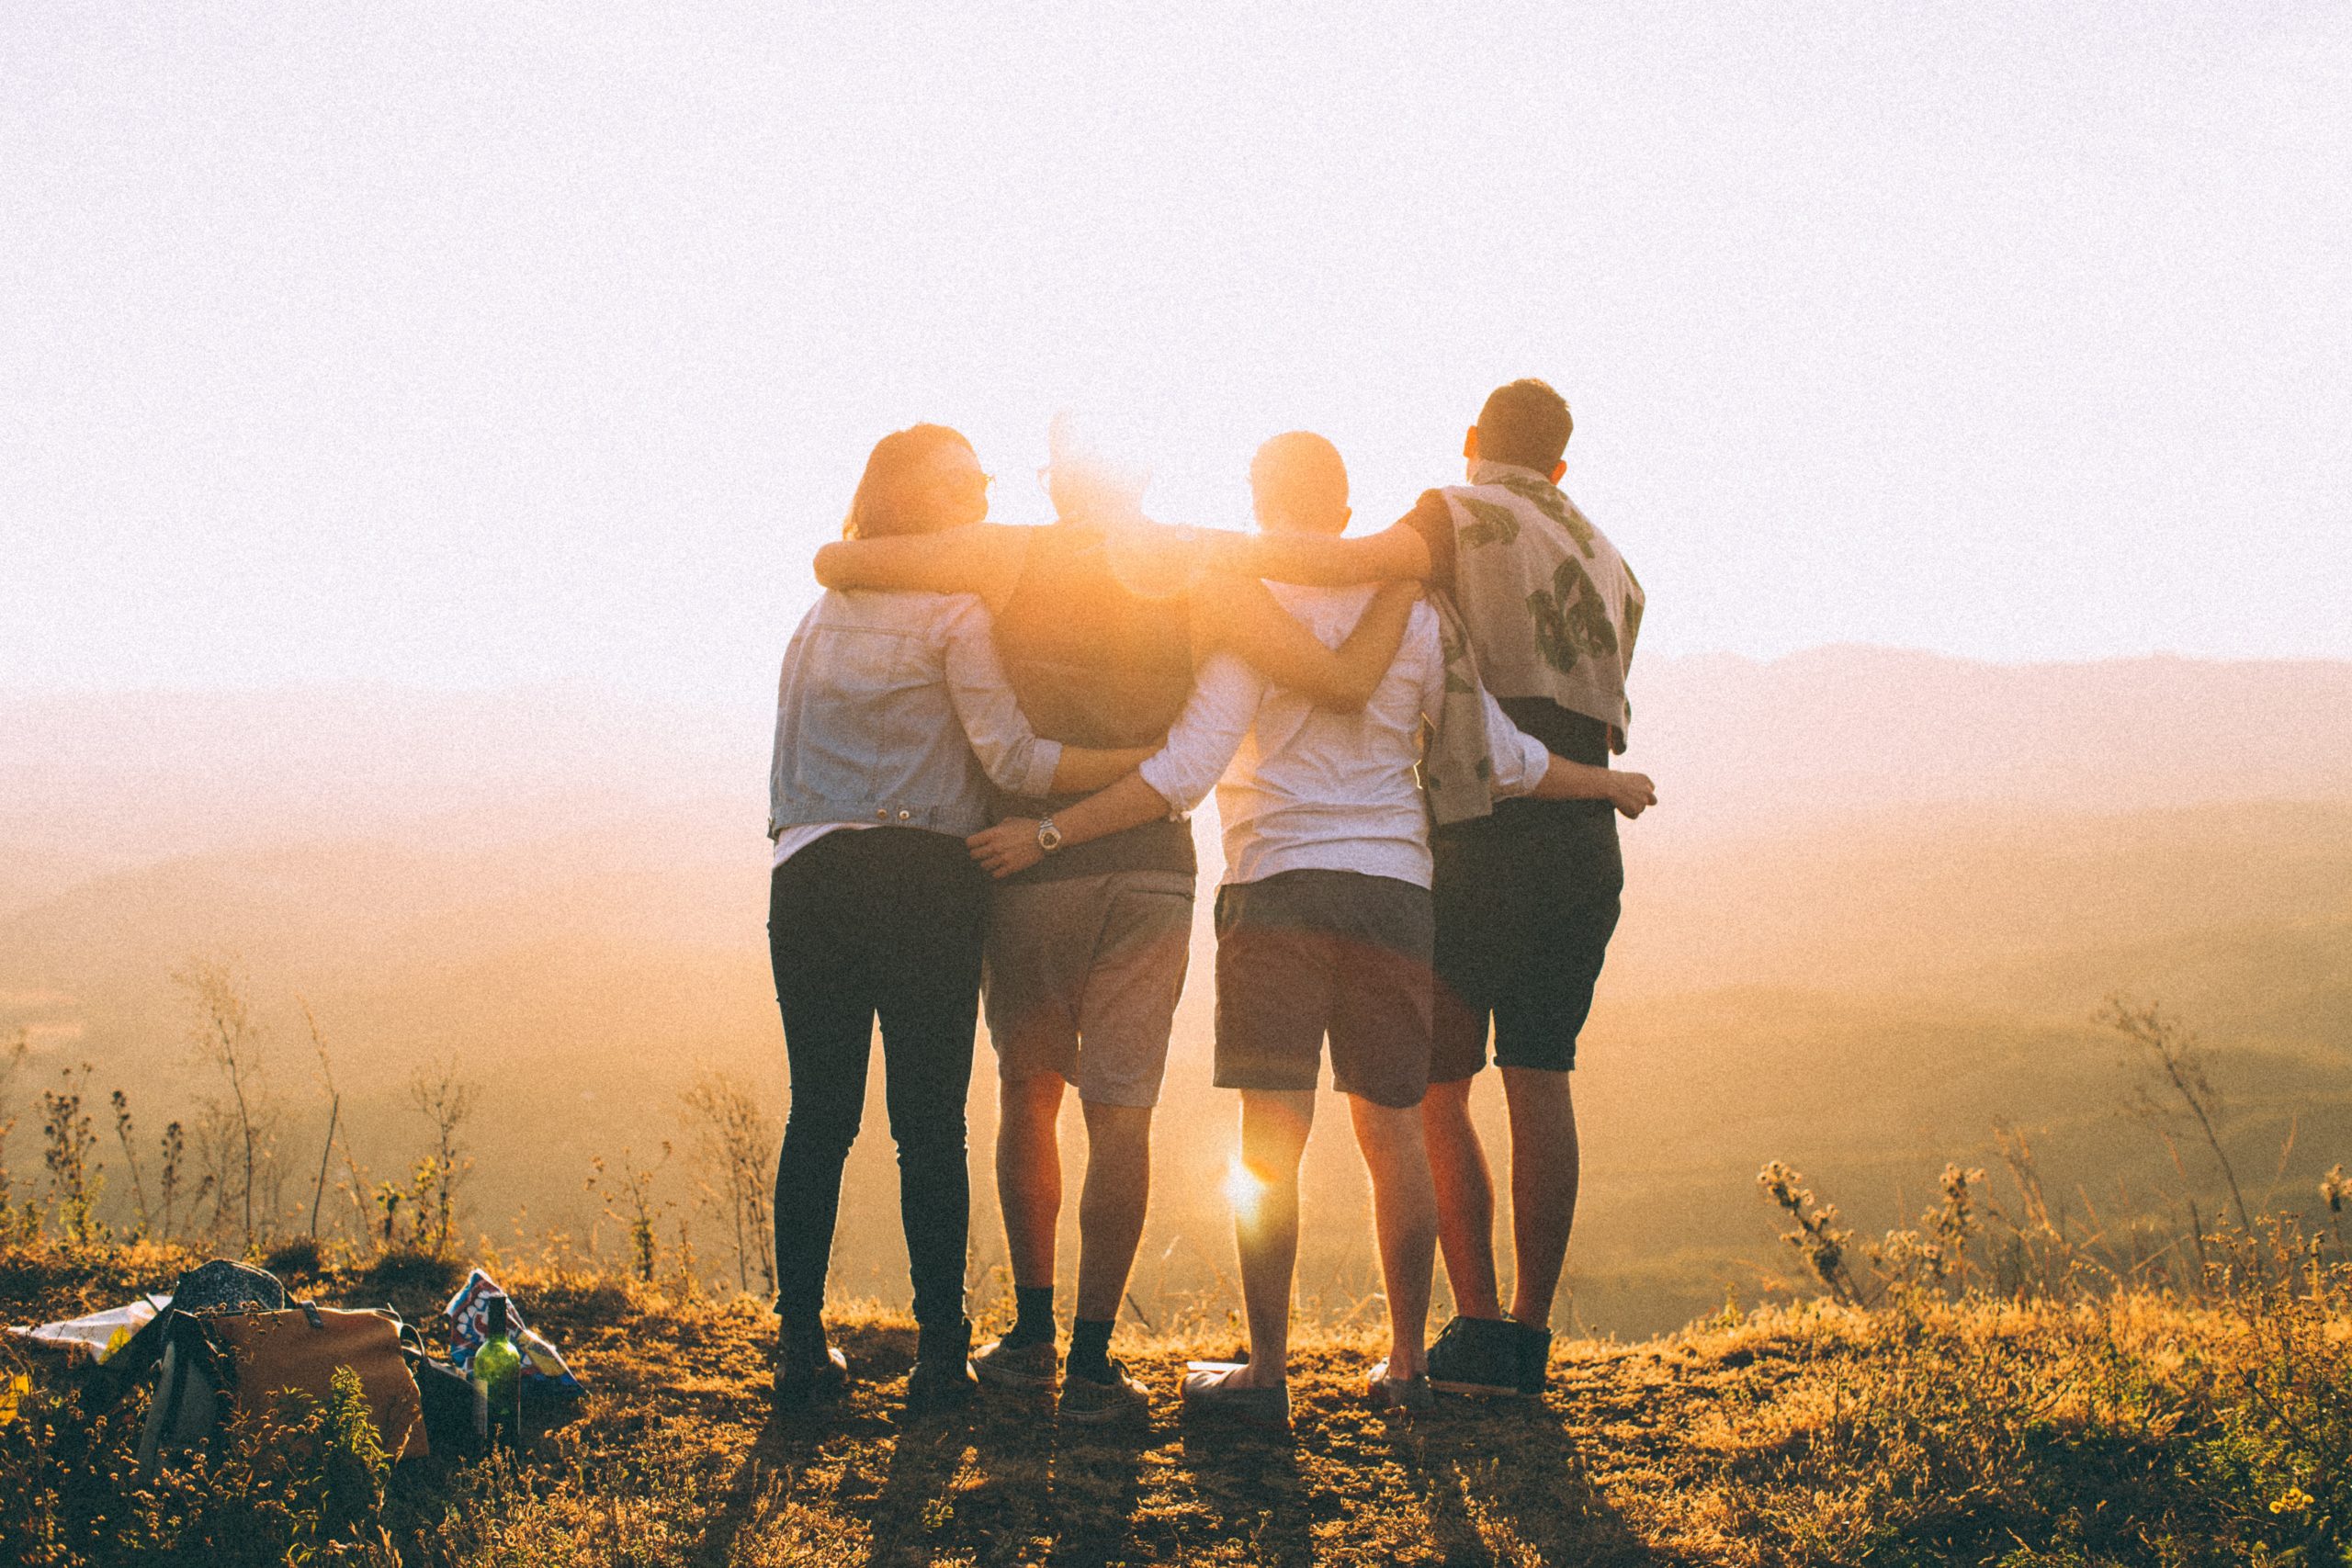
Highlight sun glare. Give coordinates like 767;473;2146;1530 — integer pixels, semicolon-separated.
1224;1156;1264;1224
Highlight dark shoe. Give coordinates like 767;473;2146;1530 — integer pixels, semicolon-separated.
774;1318;849;1410
1514;1321;1554;1398
1180;1361;1289;1429
1057;1356;1150;1425
907;1318;978;1412
972;1335;1060;1392
1425;1315;1523;1397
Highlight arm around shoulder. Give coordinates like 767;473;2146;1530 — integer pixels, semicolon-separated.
1194;576;1419;712
813;523;1025;604
1213;520;1432;587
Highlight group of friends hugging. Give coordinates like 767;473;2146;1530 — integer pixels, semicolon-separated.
764;377;1656;1427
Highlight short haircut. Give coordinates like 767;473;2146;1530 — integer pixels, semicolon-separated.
1476;378;1573;471
842;423;974;539
1249;431;1350;533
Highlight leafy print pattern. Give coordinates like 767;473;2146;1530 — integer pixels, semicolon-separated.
1496;476;1595;556
1456;497;1521;551
1527;554;1618;678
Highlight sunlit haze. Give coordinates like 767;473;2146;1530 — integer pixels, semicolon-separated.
4;6;2351;1358
6;3;2346;703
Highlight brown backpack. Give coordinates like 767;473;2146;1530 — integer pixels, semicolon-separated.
143;1301;427;1466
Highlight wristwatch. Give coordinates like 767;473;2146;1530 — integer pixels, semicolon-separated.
1035;817;1065;854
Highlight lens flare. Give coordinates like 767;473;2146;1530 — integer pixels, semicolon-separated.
1224;1155;1264;1224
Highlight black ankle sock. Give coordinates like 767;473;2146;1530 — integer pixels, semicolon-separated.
1068;1316;1114;1381
1004;1285;1056;1348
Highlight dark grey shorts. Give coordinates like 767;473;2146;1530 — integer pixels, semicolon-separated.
1211;869;1435;1110
1430;803;1623;1079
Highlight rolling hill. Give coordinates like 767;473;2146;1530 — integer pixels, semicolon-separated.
2;649;2347;1334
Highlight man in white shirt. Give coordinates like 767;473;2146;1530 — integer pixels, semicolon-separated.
967;434;1654;1423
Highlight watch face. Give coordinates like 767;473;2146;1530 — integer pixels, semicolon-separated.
1037;820;1063;852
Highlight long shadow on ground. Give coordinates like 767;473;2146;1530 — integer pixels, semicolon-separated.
1385;1395;1671;1567
688;1322;1682;1566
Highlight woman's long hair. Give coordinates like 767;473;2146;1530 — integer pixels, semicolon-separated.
842;423;976;540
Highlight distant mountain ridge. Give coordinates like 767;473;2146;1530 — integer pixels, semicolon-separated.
1625;647;2352;837
4;646;2346;891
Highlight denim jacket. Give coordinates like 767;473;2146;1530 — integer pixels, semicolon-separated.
768;590;1064;841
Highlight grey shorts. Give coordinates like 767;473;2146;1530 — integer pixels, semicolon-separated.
1212;869;1435;1110
982;869;1195;1108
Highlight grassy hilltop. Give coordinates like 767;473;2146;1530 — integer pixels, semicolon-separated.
2;1232;2348;1568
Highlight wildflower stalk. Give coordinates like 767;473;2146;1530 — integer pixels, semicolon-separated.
110;1089;153;1238
1758;1160;1866;1305
2107;996;2251;1234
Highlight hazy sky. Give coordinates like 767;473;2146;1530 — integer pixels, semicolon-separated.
6;2;2347;702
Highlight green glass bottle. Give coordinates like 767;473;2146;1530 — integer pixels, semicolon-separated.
469;1295;525;1449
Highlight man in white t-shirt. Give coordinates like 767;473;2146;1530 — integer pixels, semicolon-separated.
967;434;1654;1422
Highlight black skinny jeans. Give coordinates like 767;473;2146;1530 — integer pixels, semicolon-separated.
769;826;987;1331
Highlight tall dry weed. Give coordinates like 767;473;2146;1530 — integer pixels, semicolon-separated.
175;957;281;1253
405;1059;478;1258
679;1068;777;1296
40;1062;106;1245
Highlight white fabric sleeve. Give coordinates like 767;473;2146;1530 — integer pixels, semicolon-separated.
1136;653;1260;814
1408;603;1447;722
940;596;1064;797
1479;682;1555;799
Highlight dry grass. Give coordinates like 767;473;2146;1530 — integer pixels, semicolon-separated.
2;1240;2348;1565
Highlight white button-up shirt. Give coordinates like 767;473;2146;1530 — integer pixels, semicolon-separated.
1138;584;1551;890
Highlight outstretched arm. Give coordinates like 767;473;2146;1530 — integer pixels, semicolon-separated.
967;774;1172;879
1203;519;1433;588
1191;576;1419;712
1049;743;1162;795
942;598;1159;797
967;654;1259;878
1473;680;1657;819
1532;757;1656;817
813;524;1027;609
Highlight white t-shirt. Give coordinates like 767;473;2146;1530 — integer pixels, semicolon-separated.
1136;585;1550;890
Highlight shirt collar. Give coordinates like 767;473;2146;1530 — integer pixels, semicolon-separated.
1469;457;1558;489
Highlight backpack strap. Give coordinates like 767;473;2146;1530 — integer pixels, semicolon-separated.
149;1313;215;1452
153;1336;191;1439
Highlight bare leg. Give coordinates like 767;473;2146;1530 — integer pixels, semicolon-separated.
1500;1066;1579;1327
996;1073;1066;1291
1074;1099;1154;1322
1227;1089;1314;1387
1347;1093;1438;1378
1421;1077;1503;1319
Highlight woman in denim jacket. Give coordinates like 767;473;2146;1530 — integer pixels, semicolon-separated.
766;423;1155;1411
